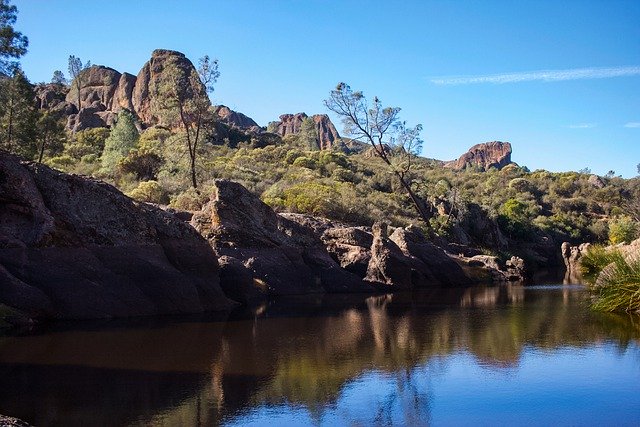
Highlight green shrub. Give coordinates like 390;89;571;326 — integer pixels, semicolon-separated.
169;187;212;211
292;156;318;169
128;180;168;204
608;216;638;245
581;246;640;313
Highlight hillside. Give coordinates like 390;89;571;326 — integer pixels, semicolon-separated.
3;49;639;274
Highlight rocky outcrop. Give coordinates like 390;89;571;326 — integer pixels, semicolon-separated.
273;112;345;151
213;105;259;131
444;141;513;171
0;151;234;321
456;254;526;282
286;217;488;289
191;180;371;297
132;49;208;126
561;241;590;283
57;50;209;132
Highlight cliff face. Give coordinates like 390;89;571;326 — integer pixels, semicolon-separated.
273;112;344;151
444;141;513;171
0;151;234;320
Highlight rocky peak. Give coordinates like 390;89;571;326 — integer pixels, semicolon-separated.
57;49;209;132
444;141;513;171
273;112;344;151
213;105;259;130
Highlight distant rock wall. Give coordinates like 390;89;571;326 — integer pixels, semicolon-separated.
49;50;214;132
273;112;344;150
444;141;513;171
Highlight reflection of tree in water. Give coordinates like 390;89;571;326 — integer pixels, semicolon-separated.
0;286;638;425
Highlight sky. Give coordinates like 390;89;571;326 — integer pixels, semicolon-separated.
12;0;640;177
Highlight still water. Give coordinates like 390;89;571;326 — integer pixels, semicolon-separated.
0;285;639;426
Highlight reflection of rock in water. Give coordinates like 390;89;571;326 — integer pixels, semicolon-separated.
0;288;638;425
460;284;525;307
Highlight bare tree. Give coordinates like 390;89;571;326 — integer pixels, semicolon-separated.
324;82;432;225
68;55;90;110
153;55;219;188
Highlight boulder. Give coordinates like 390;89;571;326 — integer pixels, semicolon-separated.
365;222;414;289
389;226;470;286
34;83;68;110
561;241;590;282
191;180;371;295
0;151;234;320
444;141;513;171
456;254;525;282
65;65;122;111
66;105;108;133
321;225;373;278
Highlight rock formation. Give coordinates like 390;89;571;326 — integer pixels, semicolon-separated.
191;180;371;298
273;112;345;151
561;241;591;283
213;105;259;131
56;50;209;132
444;141;513;171
132;49;208;126
0;151;234;321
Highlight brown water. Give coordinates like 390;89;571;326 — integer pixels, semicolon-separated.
0;284;639;426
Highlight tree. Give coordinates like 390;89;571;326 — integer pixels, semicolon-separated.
636;163;640;176
152;55;219;188
0;68;37;157
36;111;65;162
68;55;90;109
101;109;139;172
324;82;431;225
299;116;319;150
0;0;28;74
51;70;66;85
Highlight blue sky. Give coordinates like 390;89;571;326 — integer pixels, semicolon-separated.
13;0;640;177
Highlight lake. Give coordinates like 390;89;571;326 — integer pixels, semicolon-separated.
0;284;639;426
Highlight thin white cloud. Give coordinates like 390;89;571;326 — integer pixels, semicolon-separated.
568;123;597;129
430;66;640;85
624;122;640;128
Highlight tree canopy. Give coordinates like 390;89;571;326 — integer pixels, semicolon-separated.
0;0;28;74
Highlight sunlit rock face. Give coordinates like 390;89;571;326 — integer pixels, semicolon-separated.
57;50;210;132
0;151;234;320
444;141;513;171
273;112;345;150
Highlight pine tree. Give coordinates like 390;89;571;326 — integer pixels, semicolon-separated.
0;68;37;158
100;109;139;172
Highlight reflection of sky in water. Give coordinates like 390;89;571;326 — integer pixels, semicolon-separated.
224;344;640;426
1;286;640;426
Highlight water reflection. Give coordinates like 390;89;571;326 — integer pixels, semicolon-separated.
0;286;638;426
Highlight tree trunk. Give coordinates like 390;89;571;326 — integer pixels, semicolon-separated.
38;135;47;163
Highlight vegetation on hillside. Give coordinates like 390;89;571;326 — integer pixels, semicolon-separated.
0;0;638;269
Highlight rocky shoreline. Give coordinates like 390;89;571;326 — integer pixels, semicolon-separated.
1;151;526;323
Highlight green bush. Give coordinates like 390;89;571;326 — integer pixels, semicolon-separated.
292;156;318;169
128;180;168;204
608;216;638;245
581;246;640;312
